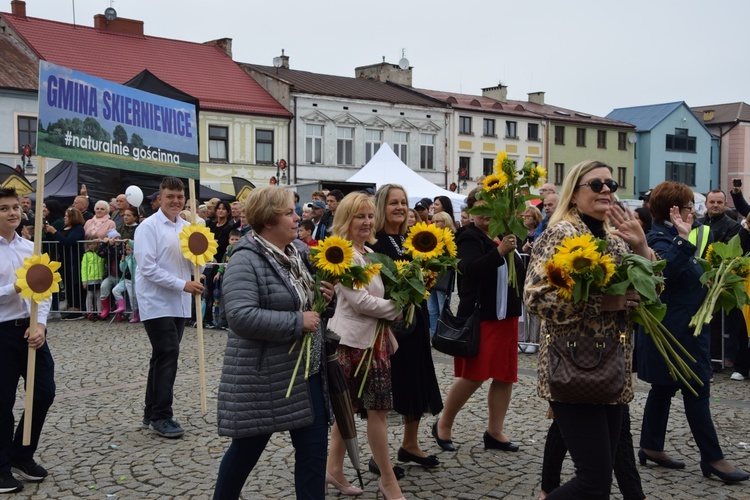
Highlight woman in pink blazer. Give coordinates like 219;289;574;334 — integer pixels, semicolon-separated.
325;192;404;500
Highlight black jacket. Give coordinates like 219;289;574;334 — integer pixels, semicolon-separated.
700;211;740;244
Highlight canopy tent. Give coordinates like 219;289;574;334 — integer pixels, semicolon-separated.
29;160;234;204
347;143;466;217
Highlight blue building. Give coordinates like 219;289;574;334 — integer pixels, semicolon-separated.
607;102;717;196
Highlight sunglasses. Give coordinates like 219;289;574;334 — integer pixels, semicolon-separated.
577;179;619;194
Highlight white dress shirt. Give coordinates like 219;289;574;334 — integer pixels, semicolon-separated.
134;209;192;321
0;233;50;325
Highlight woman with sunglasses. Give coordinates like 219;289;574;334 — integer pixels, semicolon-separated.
524;160;655;499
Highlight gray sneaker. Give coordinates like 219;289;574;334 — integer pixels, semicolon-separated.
149;418;185;438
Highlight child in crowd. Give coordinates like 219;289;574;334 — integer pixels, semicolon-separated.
213;230;241;329
298;219;318;246
81;239;105;320
98;229;123;319
112;240;138;322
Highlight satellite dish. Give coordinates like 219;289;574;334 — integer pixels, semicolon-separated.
628;134;637;144
273;57;282;68
398;57;410;70
104;7;117;21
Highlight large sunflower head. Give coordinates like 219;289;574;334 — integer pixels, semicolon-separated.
443;229;457;258
545;260;574;300
180;224;218;266
403;222;445;260
493;151;508;173
311;235;355;276
482;172;509;194
15;253;62;303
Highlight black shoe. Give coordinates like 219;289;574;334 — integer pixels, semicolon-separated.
11;460;48;482
141;417;151;429
0;474;22;493
700;461;750;483
149;418;185;438
368;457;405;480
637;449;685;469
396;447;439;467
483;431;519;452
432;421;455;452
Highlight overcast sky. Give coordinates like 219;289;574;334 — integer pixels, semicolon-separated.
15;0;750;117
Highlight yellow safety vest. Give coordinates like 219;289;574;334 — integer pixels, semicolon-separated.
688;225;710;258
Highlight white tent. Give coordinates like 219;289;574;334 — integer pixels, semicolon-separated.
347;143;467;217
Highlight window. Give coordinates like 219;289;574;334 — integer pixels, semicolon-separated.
420;133;435;170
483;119;496;137
617;167;627;189
576;128;586;147
459;116;472;135
305;124;323;164
527;123;539;141
597;130;607;149
393;131;409;163
666;128;696;152
554;163;565;185
365;129;382;163
459;157;471;179
208;125;228;161
506;121;518;139
554;126;565;145
618;132;627;151
255;129;274;164
18;116;37;154
483;158;494;176
665;161;696;186
337;127;354;165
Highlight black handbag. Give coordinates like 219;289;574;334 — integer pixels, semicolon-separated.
432;271;481;358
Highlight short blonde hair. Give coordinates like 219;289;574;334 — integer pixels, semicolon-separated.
332;192;376;244
244;186;294;232
432;211;456;232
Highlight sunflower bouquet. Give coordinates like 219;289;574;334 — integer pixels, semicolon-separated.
469;152;546;293
544;234;615;302
286;235;380;397
689;235;750;337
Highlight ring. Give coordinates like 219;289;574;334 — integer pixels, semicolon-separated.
626;300;630;307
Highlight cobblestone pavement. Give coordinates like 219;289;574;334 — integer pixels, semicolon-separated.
12;319;750;499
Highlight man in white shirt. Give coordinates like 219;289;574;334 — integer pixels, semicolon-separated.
0;188;54;493
135;177;203;439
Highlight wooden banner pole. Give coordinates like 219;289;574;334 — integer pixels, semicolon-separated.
188;179;207;414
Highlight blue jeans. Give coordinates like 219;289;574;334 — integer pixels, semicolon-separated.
427;289;447;335
0;322;56;474
213;374;328;499
143;317;185;421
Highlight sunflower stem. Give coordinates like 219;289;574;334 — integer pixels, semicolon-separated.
286;333;307;398
357;320;384;398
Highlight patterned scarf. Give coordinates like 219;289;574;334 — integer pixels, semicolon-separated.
253;232;314;312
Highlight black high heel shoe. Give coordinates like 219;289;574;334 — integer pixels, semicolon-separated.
397;447;440;467
483;431;519;452
637;449;685;469
432;421;455;452
368;458;405;480
700;462;750;483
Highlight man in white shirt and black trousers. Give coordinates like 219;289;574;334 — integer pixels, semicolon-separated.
135;177;203;439
0;187;55;494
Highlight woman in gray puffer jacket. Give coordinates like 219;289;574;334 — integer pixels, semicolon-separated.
213;186;334;500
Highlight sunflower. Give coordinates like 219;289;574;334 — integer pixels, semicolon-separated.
443;229;458;258
703;244;723;267
555;248;601;274
545;260;574;300
596;254;617;286
493;151;508;173
312;235;354;276
180;224;218;266
482;172;509;193
15;253;62;303
424;270;439;290
394;260;411;276
403;222;445;259
553;234;602;271
363;263;382;283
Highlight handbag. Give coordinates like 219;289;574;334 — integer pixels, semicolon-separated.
547;333;626;404
432;271;481;358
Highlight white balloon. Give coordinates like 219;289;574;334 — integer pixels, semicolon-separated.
125;185;144;207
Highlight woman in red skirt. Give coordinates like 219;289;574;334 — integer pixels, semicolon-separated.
433;187;525;453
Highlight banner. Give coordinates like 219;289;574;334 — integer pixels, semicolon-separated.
232;176;256;204
0;163;34;195
37;61;199;179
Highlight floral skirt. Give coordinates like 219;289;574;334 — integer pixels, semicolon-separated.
337;333;393;413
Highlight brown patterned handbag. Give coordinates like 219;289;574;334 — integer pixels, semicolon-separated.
547;333;626;404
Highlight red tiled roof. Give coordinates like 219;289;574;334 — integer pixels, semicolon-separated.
0;33;37;90
0;13;290;117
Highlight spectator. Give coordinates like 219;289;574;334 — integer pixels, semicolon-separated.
146;191;160;218
521;206;543;255
205;201;235;329
134;177;204;439
732;212;750;381
112;240;139;323
427;211;456;334
634;206;652;233
433;196;456;227
19;195;34;220
111;194;128;227
73;195;93;221
310;190;326;202
414;198;432;223
45;207;86;320
301;203;313;221
117;206;139;241
81;240;105;320
97;229;125;321
535;193;559;238
459;208;470;229
309;200;327;240
0;187;55;493
212;230;241;329
230;202;244;224
318;189;343;241
298;219;318;247
83;200;116;240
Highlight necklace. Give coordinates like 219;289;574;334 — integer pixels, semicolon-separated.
387;234;406;257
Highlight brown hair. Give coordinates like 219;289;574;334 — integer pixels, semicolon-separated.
648;181;693;223
65;207;85;226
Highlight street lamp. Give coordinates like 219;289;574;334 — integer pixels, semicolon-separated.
276;159;288;185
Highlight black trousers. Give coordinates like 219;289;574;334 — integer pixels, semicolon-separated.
542;404;644;499
0;322;56;474
546;402;623;500
143;317;185;421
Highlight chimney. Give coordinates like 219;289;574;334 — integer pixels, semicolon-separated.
280;53;289;69
528;91;545;105
93;14;144;36
355;59;412;87
11;0;26;17
703;110;715;122
482;84;508;103
204;38;233;58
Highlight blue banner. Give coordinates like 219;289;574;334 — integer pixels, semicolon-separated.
37;61;199;179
